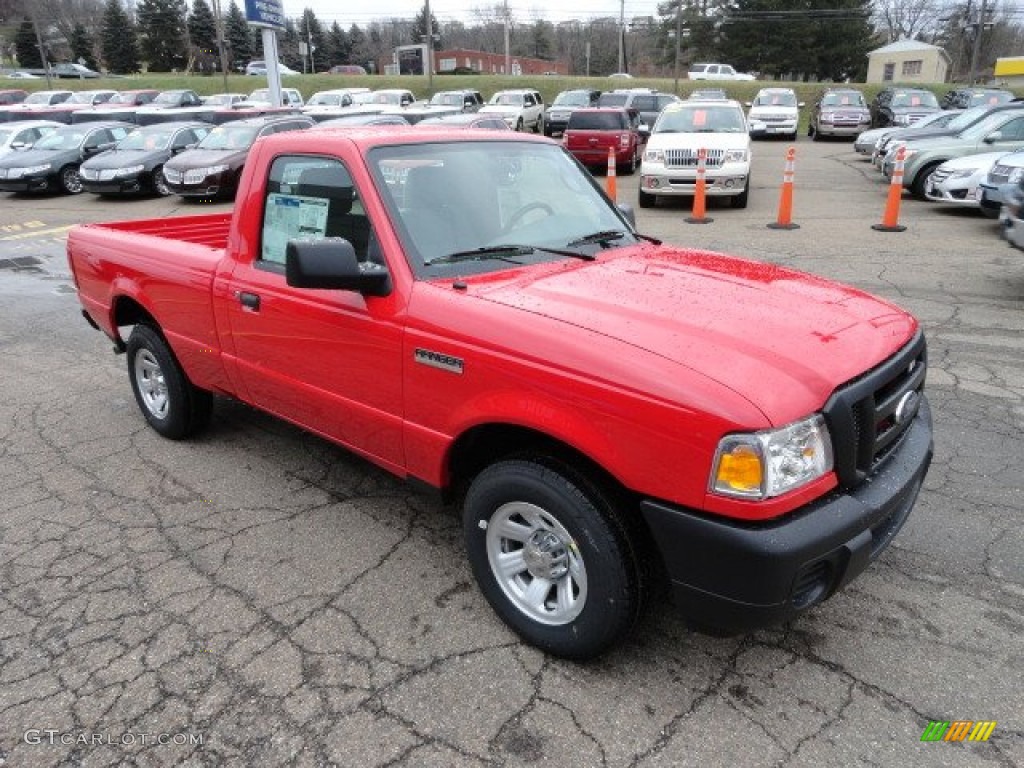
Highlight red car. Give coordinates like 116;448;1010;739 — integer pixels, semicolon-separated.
563;107;644;174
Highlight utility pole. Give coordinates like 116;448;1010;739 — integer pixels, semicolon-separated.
425;0;432;89
210;0;230;93
617;0;625;73
306;14;316;75
967;0;987;84
504;0;511;75
673;0;682;94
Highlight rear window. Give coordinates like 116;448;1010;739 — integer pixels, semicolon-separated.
630;96;658;112
568;112;626;130
597;93;628;108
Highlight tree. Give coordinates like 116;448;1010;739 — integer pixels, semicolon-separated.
413;3;440;48
100;0;140;73
325;21;350;66
69;23;99;70
187;0;218;56
809;0;874;81
137;0;188;71
14;17;43;68
348;23;371;70
300;8;328;72
279;17;302;70
224;0;253;69
873;0;941;43
531;20;554;59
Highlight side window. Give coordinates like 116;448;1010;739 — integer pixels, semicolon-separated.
997;118;1024;141
260;156;378;267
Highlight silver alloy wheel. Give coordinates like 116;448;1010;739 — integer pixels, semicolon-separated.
61;166;83;193
485;501;587;625
134;348;169;419
153;168;171;196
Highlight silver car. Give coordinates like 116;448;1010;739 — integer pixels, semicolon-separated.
923;151;1006;210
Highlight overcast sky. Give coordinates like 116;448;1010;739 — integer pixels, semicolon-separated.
280;0;662;26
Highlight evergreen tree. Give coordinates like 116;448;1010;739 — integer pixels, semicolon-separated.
348;24;370;70
101;0;141;73
412;4;440;49
14;18;43;68
809;0;873;81
137;0;188;71
69;24;99;71
187;0;218;56
300;9;328;72
225;0;253;70
280;18;302;71
326;22;350;67
530;20;553;59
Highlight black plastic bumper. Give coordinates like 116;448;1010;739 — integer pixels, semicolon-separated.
639;397;933;634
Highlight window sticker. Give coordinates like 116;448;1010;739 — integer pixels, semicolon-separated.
262;193;329;263
693;109;707;127
910;96;921;106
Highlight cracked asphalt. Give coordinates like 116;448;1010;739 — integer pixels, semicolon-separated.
0;138;1021;767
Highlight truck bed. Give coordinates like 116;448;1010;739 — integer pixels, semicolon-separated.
85;213;233;249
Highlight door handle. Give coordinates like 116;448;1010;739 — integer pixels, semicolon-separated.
238;291;261;311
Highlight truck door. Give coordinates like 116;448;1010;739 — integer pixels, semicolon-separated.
221;154;405;471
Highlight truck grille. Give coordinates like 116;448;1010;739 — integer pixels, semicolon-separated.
664;148;725;169
822;331;927;488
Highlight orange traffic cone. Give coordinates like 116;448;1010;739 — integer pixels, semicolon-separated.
768;146;799;229
873;146;908;232
686;147;713;224
605;146;617;203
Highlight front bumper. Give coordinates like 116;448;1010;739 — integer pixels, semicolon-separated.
164;170;233;198
0;173;53;192
816;122;869;138
640;164;749;197
640;397;932;635
749;120;798;137
571;146;634;167
82;175;146;195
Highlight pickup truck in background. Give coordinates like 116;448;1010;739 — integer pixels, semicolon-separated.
687;63;756;81
67;128;933;659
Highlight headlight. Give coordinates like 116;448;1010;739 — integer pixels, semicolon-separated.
198;164;229;176
710;414;833;500
820;111;835;122
723;148;748;163
115;164;145;177
1009;168;1024;184
644;149;664;163
948;168;976;180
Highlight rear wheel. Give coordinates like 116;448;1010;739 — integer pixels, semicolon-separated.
516;117;524;132
126;324;212;439
463;459;643;660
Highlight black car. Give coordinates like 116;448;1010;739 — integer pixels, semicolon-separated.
544;89;602;137
80;122;211;196
940;87;1014;110
870;87;942;128
0;121;132;193
162;115;313;198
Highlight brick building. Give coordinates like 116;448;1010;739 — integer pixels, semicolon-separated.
433;48;568;76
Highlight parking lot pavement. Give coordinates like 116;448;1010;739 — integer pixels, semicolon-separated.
0;140;1022;767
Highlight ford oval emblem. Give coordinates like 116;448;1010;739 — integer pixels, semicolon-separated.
894;391;920;425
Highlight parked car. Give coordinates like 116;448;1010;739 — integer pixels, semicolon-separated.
245;60;300;76
5;72;39;80
304;88;370;110
874;103;1024;167
747;87;802;140
241;87;304;107
479;89;545;132
0;121;131;193
15;89;118;123
854;110;961;156
597;90;680;134
940;87;1014;110
870;87;941;128
415;113;510;130
426;90;484;112
688;88;728;101
80;122;211;197
807;88;870;140
998;181;1024;248
0;120;62;157
312;113;411;128
0;89;29;104
922;151;1007;211
7;90;72;111
202;93;247;107
358;89;416;108
563;107;644;174
975;149;1024;217
639;98;751;208
544;89;602;137
884;108;1024;198
327;64;367;75
161;114;313;198
687;63;755;81
50;62;101;79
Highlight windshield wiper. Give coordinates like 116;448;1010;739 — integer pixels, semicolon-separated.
566;230;627;248
428;243;594;266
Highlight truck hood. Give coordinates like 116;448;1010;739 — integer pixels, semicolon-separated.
465;245;915;424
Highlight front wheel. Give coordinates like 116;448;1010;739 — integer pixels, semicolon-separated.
126;324;212;439
911;162;942;200
732;178;750;208
152;166;172;196
515;117;524;132
60;164;83;194
638;188;656;208
463;459;643;660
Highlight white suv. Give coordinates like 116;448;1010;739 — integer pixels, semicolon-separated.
747;88;802;140
639;99;752;208
479;89;545;132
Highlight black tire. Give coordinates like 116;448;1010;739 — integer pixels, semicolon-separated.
463;459;643;660
980;205;1000;220
732;178;750;208
534;115;543;134
516;117;524;132
126;324;213;440
911;161;942;200
638;188;656;208
620;148;637;176
59;164;83;194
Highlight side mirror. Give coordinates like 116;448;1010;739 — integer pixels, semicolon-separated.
286;238;391;296
617;203;636;226
984;131;1003;144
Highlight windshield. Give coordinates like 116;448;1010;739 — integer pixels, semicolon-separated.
204;94;236;106
554;91;592;107
490;93;523;106
946;105;990;130
569;111;626;130
24;92;62;105
890;91;940;109
369;140;636;277
655;105;746;133
429;93;462;106
753;91;797;107
33;129;86;150
67;91;103;104
309;93;344;106
117;129;172;151
597;93;628;108
970;91;1012;107
247;89;271;102
959;112;1018;140
821;91;865;107
197;125;258;150
153;91;185;105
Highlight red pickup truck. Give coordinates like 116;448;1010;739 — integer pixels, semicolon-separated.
68;128;933;659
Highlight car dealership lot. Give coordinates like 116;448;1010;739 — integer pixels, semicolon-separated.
0;139;1021;766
